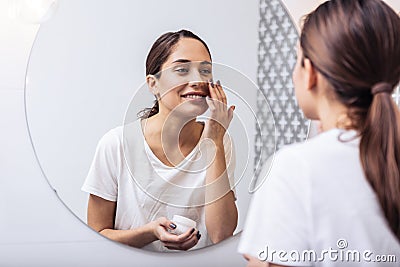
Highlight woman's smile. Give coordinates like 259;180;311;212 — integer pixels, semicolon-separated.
180;89;209;102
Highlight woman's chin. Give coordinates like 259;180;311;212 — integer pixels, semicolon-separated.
176;107;208;119
179;100;208;114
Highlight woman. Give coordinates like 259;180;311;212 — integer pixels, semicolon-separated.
239;0;400;266
82;30;238;252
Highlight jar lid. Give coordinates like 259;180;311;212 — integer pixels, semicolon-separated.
172;215;196;228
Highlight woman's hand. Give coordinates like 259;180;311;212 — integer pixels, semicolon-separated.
204;80;235;144
87;197;199;250
150;217;200;251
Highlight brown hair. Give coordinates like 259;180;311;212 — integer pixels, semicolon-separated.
301;0;400;239
138;29;211;119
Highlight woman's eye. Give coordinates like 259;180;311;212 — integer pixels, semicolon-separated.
200;69;212;75
175;68;189;73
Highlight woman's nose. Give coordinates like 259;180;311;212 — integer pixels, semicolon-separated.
188;80;200;87
187;71;207;87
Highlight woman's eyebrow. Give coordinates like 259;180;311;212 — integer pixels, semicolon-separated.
172;59;191;64
200;61;212;66
171;59;212;65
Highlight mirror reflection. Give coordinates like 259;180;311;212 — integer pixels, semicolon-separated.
82;31;241;251
82;29;276;252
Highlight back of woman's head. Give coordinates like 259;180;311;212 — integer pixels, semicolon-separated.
301;0;400;240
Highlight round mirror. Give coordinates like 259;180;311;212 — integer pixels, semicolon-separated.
25;0;309;252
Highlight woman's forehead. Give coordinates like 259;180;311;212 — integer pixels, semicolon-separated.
165;38;211;65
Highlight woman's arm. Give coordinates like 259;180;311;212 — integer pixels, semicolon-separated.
204;142;238;243
203;80;238;243
87;194;199;250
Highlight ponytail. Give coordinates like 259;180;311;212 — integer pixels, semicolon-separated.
359;83;400;239
300;0;400;240
137;99;159;119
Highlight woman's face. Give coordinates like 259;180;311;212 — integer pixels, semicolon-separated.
155;37;212;118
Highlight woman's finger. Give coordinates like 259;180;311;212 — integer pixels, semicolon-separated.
161;228;198;244
177;234;199;250
157;217;177;231
206;83;217;111
162;230;200;250
208;80;223;110
154;220;195;243
175;227;196;242
212;81;224;110
208;81;217;99
215;80;227;106
158;230;183;243
228;105;235;123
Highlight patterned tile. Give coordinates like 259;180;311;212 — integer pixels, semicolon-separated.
255;0;309;178
255;0;399;180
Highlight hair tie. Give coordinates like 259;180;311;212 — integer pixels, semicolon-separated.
371;82;392;95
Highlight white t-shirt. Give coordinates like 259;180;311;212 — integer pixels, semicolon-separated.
82;119;236;252
238;128;400;266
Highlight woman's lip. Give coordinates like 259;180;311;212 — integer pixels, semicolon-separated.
180;91;208;97
181;95;207;100
181;95;208;102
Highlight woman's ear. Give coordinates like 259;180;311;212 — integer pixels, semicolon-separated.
146;74;158;95
303;58;317;92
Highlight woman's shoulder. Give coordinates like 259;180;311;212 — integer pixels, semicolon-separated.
99;126;123;145
254;133;339;196
272;128;359;171
100;120;142;146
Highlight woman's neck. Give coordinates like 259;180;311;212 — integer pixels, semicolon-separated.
317;96;352;132
143;112;202;147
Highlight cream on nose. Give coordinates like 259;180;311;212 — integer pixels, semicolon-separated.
188;80;201;87
187;70;204;86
